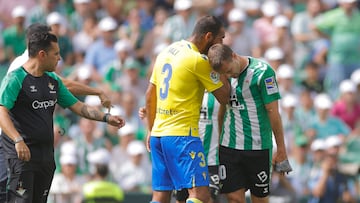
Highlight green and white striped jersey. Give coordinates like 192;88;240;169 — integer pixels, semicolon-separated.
220;57;281;150
199;92;220;166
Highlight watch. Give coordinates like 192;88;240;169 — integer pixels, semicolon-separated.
14;136;24;144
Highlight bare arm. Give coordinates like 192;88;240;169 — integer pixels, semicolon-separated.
61;77;112;110
68;102;125;128
0;106;31;161
265;100;288;163
145;83;157;151
212;75;231;105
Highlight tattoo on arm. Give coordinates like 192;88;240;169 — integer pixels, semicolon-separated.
80;105;102;121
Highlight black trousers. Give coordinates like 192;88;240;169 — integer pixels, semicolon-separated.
6;158;55;203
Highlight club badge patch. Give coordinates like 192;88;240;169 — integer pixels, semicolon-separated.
210;71;220;84
264;76;278;95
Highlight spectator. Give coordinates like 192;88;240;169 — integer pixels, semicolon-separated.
26;0;67;26
162;0;197;43
84;16;118;80
118;57;148;100
263;46;285;71
103;39;133;89
276;64;301;97
82;148;124;203
68;0;92;34
281;94;302;154
71;14;98;63
331;80;360;130
271;15;294;65
46;12;74;68
110;123;136;181
73;117;109;175
300;61;325;94
313;0;360;99
253;0;281;55
118;7;148;60
224;8;261;57
307;93;351;140
2;5;26;60
49;141;85;203
287;136;312;203
291;0;324;70
350;69;360;102
294;89;317;133
116;140;152;193
308;149;356;203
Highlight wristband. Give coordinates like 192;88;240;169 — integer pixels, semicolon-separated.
103;113;110;122
14;136;23;144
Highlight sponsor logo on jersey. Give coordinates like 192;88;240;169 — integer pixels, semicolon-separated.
210;71;220;84
30;85;37;92
264;76;278;95
32;99;57;109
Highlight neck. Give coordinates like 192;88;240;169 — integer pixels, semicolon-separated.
188;36;206;54
238;55;249;72
23;59;45;77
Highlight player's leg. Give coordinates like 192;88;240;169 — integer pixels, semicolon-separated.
187;186;211;203
161;136;211;203
6;159;34;203
152;191;172;203
32;161;55;202
226;188;247;203
208;165;220;202
246;149;271;203
219;146;247;203
251;194;269;203
174;188;188;203
0;144;7;202
150;136;174;203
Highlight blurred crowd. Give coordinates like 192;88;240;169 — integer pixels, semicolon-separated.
0;0;360;202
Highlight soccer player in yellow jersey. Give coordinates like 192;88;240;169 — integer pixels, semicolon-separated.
145;16;231;203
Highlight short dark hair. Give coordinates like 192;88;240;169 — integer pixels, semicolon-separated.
96;164;109;178
208;44;233;71
25;23;52;40
28;32;58;57
192;15;223;38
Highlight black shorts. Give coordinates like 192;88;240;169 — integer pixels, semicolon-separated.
6;158;55;203
174;165;220;201
219;146;270;198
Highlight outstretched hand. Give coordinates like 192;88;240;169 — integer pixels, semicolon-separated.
98;91;112;111
106;115;126;128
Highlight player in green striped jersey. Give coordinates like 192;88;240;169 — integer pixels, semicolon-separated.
207;44;292;203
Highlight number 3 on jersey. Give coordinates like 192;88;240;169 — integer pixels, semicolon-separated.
160;63;172;100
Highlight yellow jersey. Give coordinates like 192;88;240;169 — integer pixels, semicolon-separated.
150;40;223;137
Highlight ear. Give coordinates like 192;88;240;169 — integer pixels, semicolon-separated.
204;32;213;42
38;50;47;60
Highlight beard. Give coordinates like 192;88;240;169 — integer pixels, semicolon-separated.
203;40;216;55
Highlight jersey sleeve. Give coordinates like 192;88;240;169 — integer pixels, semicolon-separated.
258;65;281;104
47;72;78;108
193;55;223;93
0;70;25;109
314;9;339;34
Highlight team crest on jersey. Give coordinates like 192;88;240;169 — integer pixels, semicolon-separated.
210;71;220;84
264;76;278;95
16;181;26;196
48;83;56;93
